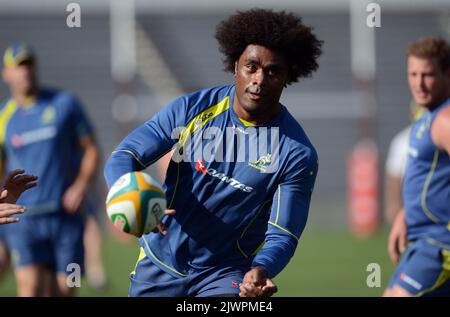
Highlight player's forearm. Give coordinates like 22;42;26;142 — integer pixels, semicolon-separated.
104;150;143;188
251;233;298;279
384;175;403;224
74;142;100;188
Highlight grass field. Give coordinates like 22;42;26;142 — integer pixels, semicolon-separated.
0;227;394;297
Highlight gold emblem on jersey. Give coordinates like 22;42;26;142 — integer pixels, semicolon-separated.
248;153;272;172
42;106;56;124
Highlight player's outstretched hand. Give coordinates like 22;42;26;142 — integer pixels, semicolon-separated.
388;208;407;264
0;202;26;224
1;169;38;204
239;266;278;297
151;209;176;236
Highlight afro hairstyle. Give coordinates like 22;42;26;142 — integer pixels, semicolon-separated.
215;8;323;85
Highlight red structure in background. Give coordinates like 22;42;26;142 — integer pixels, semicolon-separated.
348;139;380;238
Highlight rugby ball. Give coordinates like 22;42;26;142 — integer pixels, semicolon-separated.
106;172;166;237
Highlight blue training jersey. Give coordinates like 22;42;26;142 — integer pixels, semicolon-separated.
0;88;94;215
104;85;318;278
403;98;450;245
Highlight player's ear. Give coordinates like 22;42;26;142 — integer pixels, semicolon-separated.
234;61;238;76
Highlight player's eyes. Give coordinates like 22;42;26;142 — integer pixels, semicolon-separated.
246;64;257;72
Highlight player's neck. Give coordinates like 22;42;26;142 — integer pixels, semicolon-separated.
425;93;450;112
233;99;281;125
11;87;39;107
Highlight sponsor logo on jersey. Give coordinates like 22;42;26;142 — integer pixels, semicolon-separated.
193;112;214;128
408;146;419;158
195;159;207;174
11;126;57;148
194;159;253;192
400;273;422;290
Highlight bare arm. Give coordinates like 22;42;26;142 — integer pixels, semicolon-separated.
63;137;100;213
384;174;403;225
387;208;407;264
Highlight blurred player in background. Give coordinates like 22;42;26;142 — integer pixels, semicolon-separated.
384;101;423;224
385;37;450;297
0;44;100;296
105;9;322;297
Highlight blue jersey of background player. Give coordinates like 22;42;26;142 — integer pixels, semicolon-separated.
105;9;322;297
0;43;100;296
385;37;450;297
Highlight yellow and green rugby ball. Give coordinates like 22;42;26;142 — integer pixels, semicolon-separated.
106;172;166;237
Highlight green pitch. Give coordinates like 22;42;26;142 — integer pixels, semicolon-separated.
275;227;394;296
0;227;394;297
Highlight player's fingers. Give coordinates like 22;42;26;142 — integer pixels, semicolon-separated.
0;203;26;211
251;284;264;297
239;283;249;296
13;174;38;184
261;280;278;297
4;169;24;184
64;204;78;214
63;188;78;203
0;190;8;200
263;278;277;289
261;286;277;297
0;205;26;216
62;193;72;208
154;223;168;235
164;209;176;216
239;283;258;297
247;283;263;297
70;196;83;213
62;193;78;213
0;217;20;224
24;182;38;190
